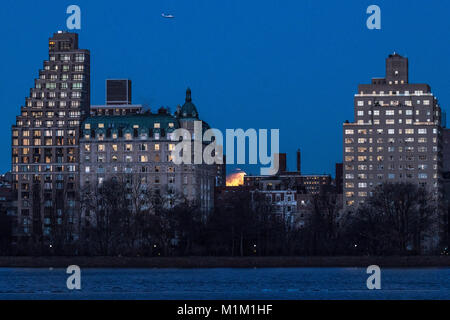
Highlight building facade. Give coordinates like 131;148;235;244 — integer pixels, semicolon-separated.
11;31;90;238
343;53;443;208
90;79;143;116
80;89;216;214
244;151;331;195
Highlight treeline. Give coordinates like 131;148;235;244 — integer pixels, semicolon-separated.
1;179;449;256
305;183;447;256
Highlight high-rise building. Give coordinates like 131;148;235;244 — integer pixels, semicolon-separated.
343;53;442;208
11;31;90;238
90;79;142;116
106;79;132;105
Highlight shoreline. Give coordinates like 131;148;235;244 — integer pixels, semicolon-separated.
0;256;449;268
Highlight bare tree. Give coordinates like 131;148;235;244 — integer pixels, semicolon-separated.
347;182;438;255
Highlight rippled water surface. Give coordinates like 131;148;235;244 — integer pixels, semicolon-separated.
0;267;449;299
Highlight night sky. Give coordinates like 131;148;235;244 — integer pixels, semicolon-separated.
1;0;450;176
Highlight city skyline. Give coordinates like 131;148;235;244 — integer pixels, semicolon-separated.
2;1;450;176
0;1;449;304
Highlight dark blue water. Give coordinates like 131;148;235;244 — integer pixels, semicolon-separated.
0;267;449;299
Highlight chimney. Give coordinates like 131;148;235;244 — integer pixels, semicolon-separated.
296;149;301;173
274;153;287;175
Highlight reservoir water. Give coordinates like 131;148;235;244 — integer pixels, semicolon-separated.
0;267;449;299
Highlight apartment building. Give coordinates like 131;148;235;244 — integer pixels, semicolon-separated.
11;31;90;238
343;53;442;208
79;88;216;213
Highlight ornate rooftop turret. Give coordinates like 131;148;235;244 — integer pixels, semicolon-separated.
180;87;198;119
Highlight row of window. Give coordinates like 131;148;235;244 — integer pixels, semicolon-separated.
13;129;76;137
84;165;181;176
357;118;434;125
345;128;436;135
345;153;438;162
346;173;434;181
345;146;435;153
30;90;83;101
13;149;76;158
44;63;84;72
13;155;76;164
49;54;86;62
84;153;173;164
31;91;83;98
39;74;84;81
16;120;80;127
12;165;76;172
345;137;434;144
357;99;430;107
13;138;76;147
21;111;80;118
84;131;174;141
345;163;436;171
85;122;174;130
84;143;174;152
357;109;433;116
355;119;435;125
27;99;81;108
358;89;427;95
34;82;83;90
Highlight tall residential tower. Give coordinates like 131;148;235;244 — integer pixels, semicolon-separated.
343;53;442;208
11;32;90;239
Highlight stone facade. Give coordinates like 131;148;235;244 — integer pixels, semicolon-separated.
79;89;216;214
343;53;443;208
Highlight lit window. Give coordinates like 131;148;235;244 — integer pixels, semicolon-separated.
418;128;427;134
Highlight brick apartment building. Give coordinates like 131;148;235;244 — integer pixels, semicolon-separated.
343;53;443;208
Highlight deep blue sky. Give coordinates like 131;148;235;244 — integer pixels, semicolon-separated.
1;0;450;176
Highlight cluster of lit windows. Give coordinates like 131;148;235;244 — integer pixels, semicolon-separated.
345;128;437;136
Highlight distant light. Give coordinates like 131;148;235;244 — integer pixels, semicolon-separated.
226;172;246;186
